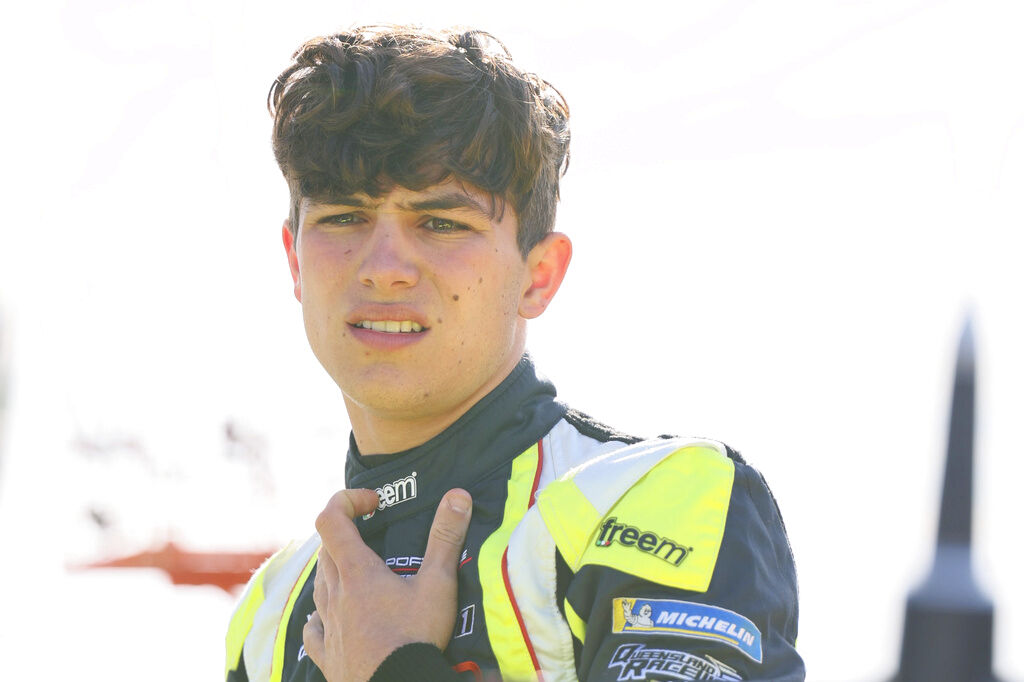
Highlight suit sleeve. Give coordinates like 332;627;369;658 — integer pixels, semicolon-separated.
369;643;465;682
564;460;804;681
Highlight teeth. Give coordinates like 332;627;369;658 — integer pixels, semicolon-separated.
356;320;424;333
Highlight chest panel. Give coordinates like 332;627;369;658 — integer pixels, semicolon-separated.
278;450;539;682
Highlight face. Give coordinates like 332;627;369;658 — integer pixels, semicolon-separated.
283;180;566;434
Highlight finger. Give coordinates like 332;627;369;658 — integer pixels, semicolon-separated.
302;610;326;671
420;488;472;580
313;548;334;611
318;488;381;522
316;488;380;563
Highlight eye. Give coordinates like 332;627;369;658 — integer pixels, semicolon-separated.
323;212;364;226
423;217;469;234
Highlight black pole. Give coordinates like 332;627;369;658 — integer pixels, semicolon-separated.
0;309;8;487
895;318;996;681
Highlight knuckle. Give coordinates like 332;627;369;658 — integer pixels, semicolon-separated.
321;491;351;518
314;510;329;533
316;493;352;533
302;617;319;647
431;523;464;546
313;586;327;611
303;610;323;638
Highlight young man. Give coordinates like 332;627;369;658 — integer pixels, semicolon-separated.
226;25;804;682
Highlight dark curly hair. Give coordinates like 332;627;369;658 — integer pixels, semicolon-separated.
268;25;571;257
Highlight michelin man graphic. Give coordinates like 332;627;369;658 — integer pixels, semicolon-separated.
622;599;654;628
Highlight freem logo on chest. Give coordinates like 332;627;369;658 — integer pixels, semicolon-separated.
362;472;417;519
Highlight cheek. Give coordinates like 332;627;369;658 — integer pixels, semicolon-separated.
300;247;357;307
301;230;357;274
299;250;354;344
437;250;526;340
468;269;524;330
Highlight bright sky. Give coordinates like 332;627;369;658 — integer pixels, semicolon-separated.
1;1;1022;680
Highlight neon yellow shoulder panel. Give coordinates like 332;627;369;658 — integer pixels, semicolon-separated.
224;534;322;682
538;442;734;593
225;548;279;678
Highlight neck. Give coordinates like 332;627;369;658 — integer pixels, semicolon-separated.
345;349;526;456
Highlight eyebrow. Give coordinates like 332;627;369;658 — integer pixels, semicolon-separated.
309;191;495;221
397;192;495;221
313;195;381;210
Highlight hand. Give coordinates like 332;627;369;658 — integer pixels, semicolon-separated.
302;487;473;682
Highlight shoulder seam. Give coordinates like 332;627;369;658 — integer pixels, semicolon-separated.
653;435;746;466
562;407;642;444
723;443;747;465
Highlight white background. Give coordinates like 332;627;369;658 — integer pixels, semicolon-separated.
1;0;1022;680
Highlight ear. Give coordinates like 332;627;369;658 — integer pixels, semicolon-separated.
519;232;572;319
282;220;301;302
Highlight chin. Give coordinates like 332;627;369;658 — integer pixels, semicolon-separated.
341;373;447;413
356;391;460;423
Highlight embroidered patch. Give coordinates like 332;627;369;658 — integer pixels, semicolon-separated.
362;472;418;519
595;517;691;566
612;598;762;663
608;643;741;681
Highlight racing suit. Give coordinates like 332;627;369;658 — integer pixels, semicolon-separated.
225;355;804;681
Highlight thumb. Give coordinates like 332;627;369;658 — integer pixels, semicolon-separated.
420;488;472;580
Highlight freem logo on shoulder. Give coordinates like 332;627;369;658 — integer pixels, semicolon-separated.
362;472;417;519
595;517;691;566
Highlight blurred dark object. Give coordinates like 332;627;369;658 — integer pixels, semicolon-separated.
0;306;9;482
224;418;274;496
894;319;999;681
75;541;274;593
87;506;113;530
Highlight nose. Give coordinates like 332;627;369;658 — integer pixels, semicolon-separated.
356;218;419;290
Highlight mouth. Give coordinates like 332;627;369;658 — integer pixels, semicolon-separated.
351;320;427;334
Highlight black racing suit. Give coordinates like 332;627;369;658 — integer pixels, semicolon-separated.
226;355;804;681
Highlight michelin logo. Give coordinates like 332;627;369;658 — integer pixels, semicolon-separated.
613;598;762;664
608;643;741;681
362;472;417;520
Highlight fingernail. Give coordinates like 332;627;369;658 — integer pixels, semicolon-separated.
448;491;471;514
